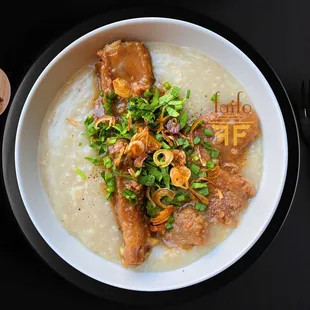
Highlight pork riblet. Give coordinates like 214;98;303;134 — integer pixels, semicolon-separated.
97;41;155;266
97;40;154;96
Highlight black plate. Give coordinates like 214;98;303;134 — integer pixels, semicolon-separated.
2;5;300;306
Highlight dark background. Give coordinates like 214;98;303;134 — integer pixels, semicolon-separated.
1;0;310;308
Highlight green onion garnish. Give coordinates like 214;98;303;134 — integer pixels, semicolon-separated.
167;215;175;224
156;134;163;142
198;171;207;178
191;153;199;161
206;161;216;169
75;168;86;180
84;115;94;126
165;223;173;230
191;182;208;189
204;128;214;136
171;86;180;97
193;137;201;145
144;89;153;97
177;194;186;202
186;89;191;99
107;137;117;145
190;163;200;175
152;86;159;105
166;106;179;117
85;156;100;166
183;140;190;149
162;141;171;150
203;141;212;150
135;169;142;177
113;171;134;180
198;187;209;196
103;156;113;169
163;81;171;90
122;189;137;201
210;149;219;159
184;124;191;134
195;203;207;211
211;92;219;102
177;138;186;145
102;171;116;199
99;90;104;97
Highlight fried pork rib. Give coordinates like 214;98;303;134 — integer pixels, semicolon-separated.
97;41;155;266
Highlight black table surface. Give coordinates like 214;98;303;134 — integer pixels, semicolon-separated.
1;0;310;308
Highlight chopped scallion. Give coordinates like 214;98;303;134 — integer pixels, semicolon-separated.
193;137;201;145
163;81;171;90
198;171;207;178
144;89;153;97
195;203;207;211
75;168;86;180
191;153;199;161
165;223;173;230
171;86;180;97
107;137;117;145
167;215;175;224
162;141;171;149
191;182;208;189
206;161;216;169
211;92;219;102
156;134;163;142
122;189;137;204
177;195;186;202
198;187;209;196
204;128;214;136
85;156;100;166
190;163;200;175
203;141;212;150
210;149;220;159
184;124;191;134
177;138;186;145
103;156;113;169
166;106;179;117
113;171;134;180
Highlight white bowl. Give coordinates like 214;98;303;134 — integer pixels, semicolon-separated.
15;17;288;292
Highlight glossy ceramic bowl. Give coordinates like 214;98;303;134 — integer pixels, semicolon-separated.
15;17;288;292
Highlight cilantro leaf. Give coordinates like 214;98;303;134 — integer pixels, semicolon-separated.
161;167;170;189
146;201;161;217
145;164;163;182
138;174;155;186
